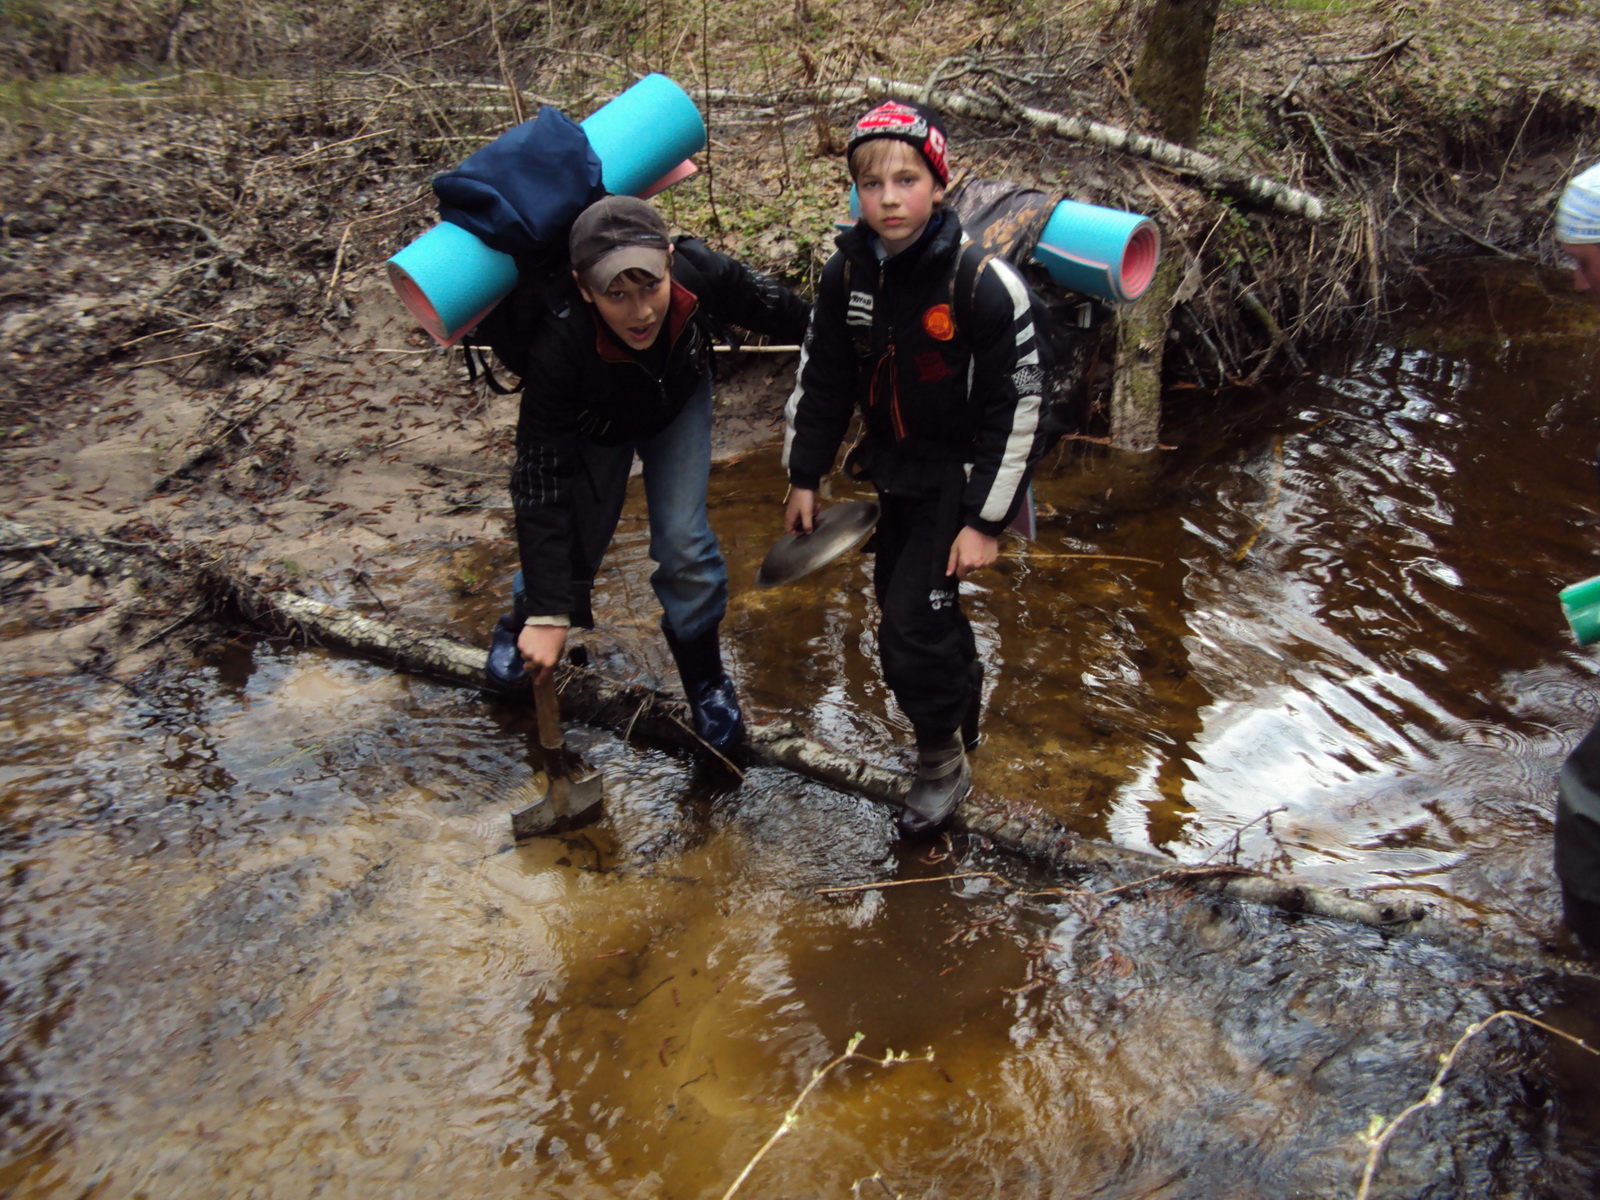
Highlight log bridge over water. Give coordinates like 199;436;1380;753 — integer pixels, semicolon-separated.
3;515;1592;981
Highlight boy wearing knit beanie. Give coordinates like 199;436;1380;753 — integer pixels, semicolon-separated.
782;100;1052;836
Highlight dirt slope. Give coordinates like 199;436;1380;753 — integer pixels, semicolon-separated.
4;0;1600;680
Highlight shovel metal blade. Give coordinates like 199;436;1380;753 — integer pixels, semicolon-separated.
509;763;604;840
756;499;879;589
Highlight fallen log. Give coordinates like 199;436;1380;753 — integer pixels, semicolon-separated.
2;516;1591;977
860;76;1326;221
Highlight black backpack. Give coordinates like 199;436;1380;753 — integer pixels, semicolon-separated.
947;179;1122;447
459;259;573;395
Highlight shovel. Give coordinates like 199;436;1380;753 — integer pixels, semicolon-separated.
509;673;605;840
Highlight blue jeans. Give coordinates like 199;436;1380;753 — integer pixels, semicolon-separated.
514;374;728;642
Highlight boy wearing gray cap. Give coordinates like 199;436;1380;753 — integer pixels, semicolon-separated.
490;195;809;755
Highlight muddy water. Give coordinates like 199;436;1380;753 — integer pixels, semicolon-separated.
5;263;1600;1197
719;262;1600;951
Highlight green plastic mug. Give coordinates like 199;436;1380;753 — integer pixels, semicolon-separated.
1560;575;1600;645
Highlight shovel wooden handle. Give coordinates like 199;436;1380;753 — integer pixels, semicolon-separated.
533;673;566;757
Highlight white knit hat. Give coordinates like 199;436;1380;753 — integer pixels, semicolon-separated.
1556;162;1600;245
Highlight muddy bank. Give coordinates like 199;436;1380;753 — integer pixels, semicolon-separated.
7;2;1600;422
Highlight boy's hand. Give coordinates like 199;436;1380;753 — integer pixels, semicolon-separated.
517;623;567;685
785;487;817;536
947;526;999;579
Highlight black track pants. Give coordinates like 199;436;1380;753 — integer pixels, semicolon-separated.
873;486;979;739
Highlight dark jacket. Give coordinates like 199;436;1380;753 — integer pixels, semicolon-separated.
510;237;809;618
1558;718;1600;906
783;210;1049;536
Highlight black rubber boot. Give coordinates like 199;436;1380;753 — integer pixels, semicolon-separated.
898;729;970;837
961;661;984;753
1563;887;1600;958
663;622;746;754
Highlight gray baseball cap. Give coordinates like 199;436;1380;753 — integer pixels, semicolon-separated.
569;196;671;291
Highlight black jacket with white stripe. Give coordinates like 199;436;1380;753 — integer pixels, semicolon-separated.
783;210;1048;536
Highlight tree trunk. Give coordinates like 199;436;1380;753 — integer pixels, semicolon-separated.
1111;0;1222;452
1132;0;1223;145
1110;253;1181;452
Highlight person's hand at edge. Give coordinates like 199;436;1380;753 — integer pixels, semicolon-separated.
517;623;567;686
947;526;998;579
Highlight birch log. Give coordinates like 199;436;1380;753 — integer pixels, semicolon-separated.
4;517;1593;976
818;78;1328;221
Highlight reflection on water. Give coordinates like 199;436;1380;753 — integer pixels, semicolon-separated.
719;262;1600;952
5;262;1600;1196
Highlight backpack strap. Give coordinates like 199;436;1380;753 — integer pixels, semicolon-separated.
841;258;872;359
950;240;993;350
464;343;520;395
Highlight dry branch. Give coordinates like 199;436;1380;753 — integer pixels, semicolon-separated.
748;77;1328;220
149;386;283;491
123;217;297;288
1354;1009;1598;1200
721;1033;930;1200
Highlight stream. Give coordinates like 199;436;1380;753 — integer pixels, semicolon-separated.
3;261;1600;1198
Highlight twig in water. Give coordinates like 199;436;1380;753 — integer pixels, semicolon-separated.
1055;432;1178;451
1018;864;1255;903
1355;1010;1597;1200
1002;550;1163;567
623;696;650;743
1199;805;1287;867
818;864;1257;903
720;1033;930;1200
851;1174;900;1199
660;705;746;780
815;871;1011;897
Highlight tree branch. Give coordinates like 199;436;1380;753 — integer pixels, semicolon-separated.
766;77;1329;220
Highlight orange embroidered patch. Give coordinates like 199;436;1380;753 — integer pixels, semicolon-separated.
922;303;956;341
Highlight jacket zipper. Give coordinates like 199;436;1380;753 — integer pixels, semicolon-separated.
871;259;908;441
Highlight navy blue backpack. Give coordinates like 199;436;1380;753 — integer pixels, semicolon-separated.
432;107;608;391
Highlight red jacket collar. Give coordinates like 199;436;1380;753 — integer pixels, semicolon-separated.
592;279;699;362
